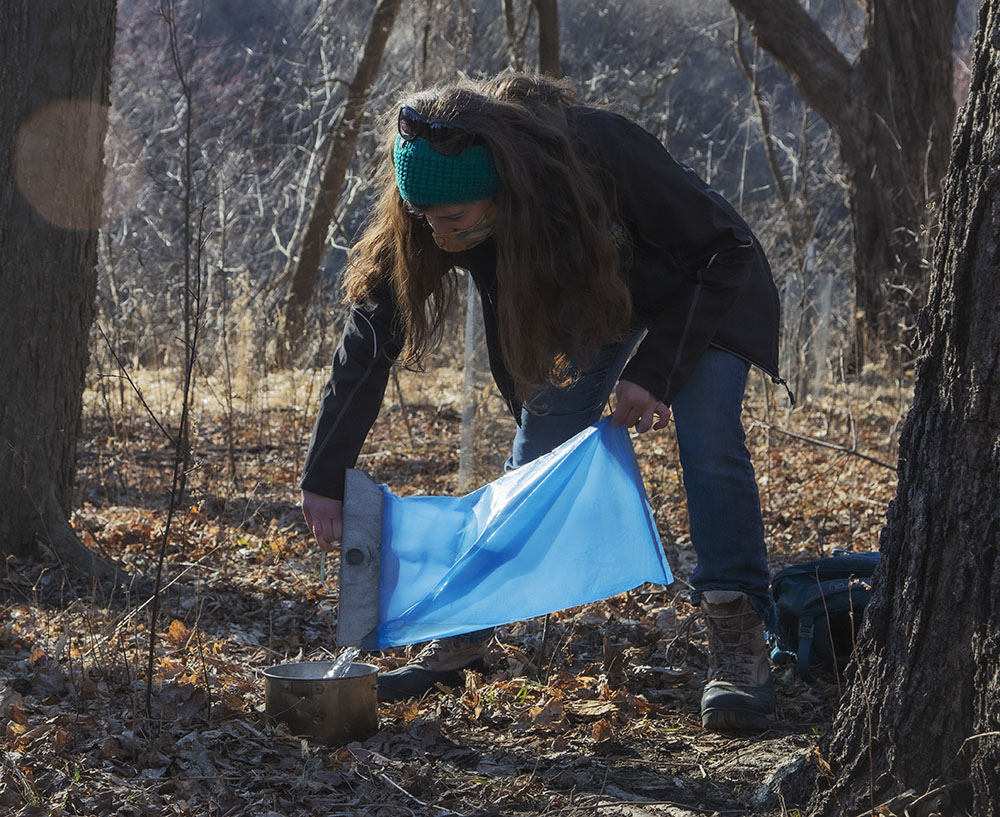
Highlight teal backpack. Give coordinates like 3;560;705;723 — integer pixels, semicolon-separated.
765;551;881;682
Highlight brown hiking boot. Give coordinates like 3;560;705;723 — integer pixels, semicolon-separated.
700;590;776;732
378;636;488;703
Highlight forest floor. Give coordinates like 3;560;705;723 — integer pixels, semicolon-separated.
0;365;907;816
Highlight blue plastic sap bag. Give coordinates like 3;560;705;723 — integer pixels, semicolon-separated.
372;418;672;648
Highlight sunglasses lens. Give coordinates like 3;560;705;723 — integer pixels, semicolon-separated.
398;107;421;140
398;106;473;155
427;123;471;156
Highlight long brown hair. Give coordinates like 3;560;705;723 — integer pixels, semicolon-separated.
346;72;631;398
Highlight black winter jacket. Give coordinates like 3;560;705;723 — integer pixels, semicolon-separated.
300;107;781;500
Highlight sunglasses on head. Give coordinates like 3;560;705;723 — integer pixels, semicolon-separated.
398;105;477;156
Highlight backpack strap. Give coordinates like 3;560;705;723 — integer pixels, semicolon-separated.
797;616;815;682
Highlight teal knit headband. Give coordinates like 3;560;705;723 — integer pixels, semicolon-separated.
393;135;504;206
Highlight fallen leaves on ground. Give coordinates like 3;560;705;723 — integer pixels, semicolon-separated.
0;369;902;816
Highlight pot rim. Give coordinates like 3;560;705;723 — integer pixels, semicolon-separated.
261;660;379;681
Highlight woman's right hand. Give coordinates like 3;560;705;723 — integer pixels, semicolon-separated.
301;490;343;551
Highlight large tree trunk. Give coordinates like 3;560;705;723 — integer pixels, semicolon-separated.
278;0;402;364
0;0;123;585
533;0;560;77
813;2;1000;813
728;0;958;363
502;0;526;72
845;0;958;362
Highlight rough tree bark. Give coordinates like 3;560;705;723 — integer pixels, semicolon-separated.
727;0;958;363
0;0;122;584
278;0;402;363
813;2;1000;813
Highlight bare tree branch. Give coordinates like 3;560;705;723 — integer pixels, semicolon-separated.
727;0;853;137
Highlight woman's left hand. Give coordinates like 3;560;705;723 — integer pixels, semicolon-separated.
610;380;671;433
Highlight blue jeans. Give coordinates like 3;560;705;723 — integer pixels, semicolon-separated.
506;339;771;618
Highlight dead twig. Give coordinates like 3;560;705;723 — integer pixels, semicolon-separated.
377;772;463;816
561;794;749;815
747;415;896;472
851;782;960;817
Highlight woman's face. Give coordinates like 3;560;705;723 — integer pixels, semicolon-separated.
418;198;494;234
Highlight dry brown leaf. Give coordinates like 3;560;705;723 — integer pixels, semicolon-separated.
219;691;247;712
0;688;24;721
566;700;618;720
99;735;120;759
624;693;659;717
6;721;27;740
530;696;565;726
167;619;191;645
548;670;587;692
592;718;614;743
9;700;28;725
15;722;52;750
401;700;421;724
464;669;483;696
809;745;835;779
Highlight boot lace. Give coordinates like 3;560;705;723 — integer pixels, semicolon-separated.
408;637;486;671
705;609;757;684
411;639;448;663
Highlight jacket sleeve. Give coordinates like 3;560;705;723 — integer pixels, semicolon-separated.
299;285;404;500
576;109;761;404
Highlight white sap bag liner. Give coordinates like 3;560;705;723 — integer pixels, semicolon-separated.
371;418;672;648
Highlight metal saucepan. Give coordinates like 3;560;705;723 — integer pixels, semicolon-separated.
262;660;378;744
